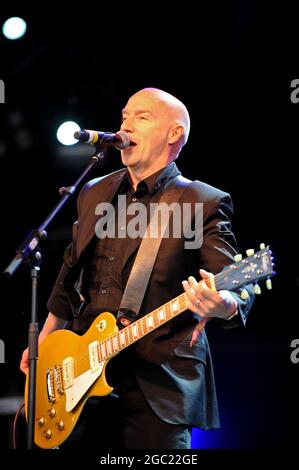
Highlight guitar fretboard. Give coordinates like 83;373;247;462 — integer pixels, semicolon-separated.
97;293;189;362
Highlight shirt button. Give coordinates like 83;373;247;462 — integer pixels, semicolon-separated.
108;256;114;262
132;197;137;202
101;288;107;295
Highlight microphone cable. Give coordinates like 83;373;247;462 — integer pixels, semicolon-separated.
12;402;25;449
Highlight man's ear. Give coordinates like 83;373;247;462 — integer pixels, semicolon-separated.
168;125;184;144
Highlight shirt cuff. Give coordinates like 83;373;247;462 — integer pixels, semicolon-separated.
225;308;238;321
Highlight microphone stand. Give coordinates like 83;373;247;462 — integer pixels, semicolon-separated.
4;147;105;449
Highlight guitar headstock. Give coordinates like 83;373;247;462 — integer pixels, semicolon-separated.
215;243;275;297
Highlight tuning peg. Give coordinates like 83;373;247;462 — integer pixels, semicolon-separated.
254;283;261;295
259;243;265;250
234;254;242;262
246;249;255;257
240;288;249;300
266;278;272;290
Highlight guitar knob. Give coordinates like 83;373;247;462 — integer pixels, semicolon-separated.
49;408;56;418
37;417;45;427
246;249;254;257
234;254;242;262
57;420;65;431
45;429;52;439
259;243;265;250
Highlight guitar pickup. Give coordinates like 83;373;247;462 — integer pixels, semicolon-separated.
89;341;100;372
62;357;74;389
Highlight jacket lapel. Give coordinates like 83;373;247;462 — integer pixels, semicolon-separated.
76;169;127;257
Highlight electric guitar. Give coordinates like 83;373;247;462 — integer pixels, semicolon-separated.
25;244;275;449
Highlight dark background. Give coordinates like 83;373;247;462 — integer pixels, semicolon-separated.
0;3;298;456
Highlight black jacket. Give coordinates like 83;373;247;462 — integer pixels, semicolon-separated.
47;163;254;428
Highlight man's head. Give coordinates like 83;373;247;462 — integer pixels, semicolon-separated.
120;88;190;177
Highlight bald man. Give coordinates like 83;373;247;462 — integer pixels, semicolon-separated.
20;88;254;449
120;88;190;183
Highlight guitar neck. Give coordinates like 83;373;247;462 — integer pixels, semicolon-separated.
98;292;190;362
97;270;226;362
97;245;274;362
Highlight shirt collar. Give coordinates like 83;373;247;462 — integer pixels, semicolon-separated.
126;161;181;196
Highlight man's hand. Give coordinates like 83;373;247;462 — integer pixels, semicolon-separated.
182;268;238;320
20;336;47;375
20;347;30;375
19;312;68;375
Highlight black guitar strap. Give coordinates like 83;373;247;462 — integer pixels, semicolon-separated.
117;175;192;326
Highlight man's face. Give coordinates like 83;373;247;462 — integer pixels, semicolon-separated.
120;91;174;172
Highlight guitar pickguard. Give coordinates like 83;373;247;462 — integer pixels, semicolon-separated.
64;341;105;412
65;361;105;412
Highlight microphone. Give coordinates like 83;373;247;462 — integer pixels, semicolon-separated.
74;129;130;150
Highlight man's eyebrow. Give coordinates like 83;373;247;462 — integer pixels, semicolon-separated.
121;109;152;116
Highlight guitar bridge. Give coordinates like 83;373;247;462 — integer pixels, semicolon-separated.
46;369;55;403
54;364;64;395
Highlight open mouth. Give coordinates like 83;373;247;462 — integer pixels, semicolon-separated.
128;141;137;148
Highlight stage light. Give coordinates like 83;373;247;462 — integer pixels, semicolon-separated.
2;17;27;40
56;121;80;146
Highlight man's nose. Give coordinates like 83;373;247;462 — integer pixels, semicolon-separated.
120;118;133;132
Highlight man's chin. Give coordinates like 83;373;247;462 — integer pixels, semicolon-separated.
121;152;138;167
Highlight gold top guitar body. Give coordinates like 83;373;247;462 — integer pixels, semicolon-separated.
25;312;117;449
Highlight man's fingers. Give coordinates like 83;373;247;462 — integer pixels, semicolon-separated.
182;280;199;306
190;276;218;301
188;276;203;300
199;268;213;279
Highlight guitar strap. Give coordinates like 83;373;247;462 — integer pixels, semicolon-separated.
117;174;192;326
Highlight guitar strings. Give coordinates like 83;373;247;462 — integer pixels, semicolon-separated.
69;294;188;373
